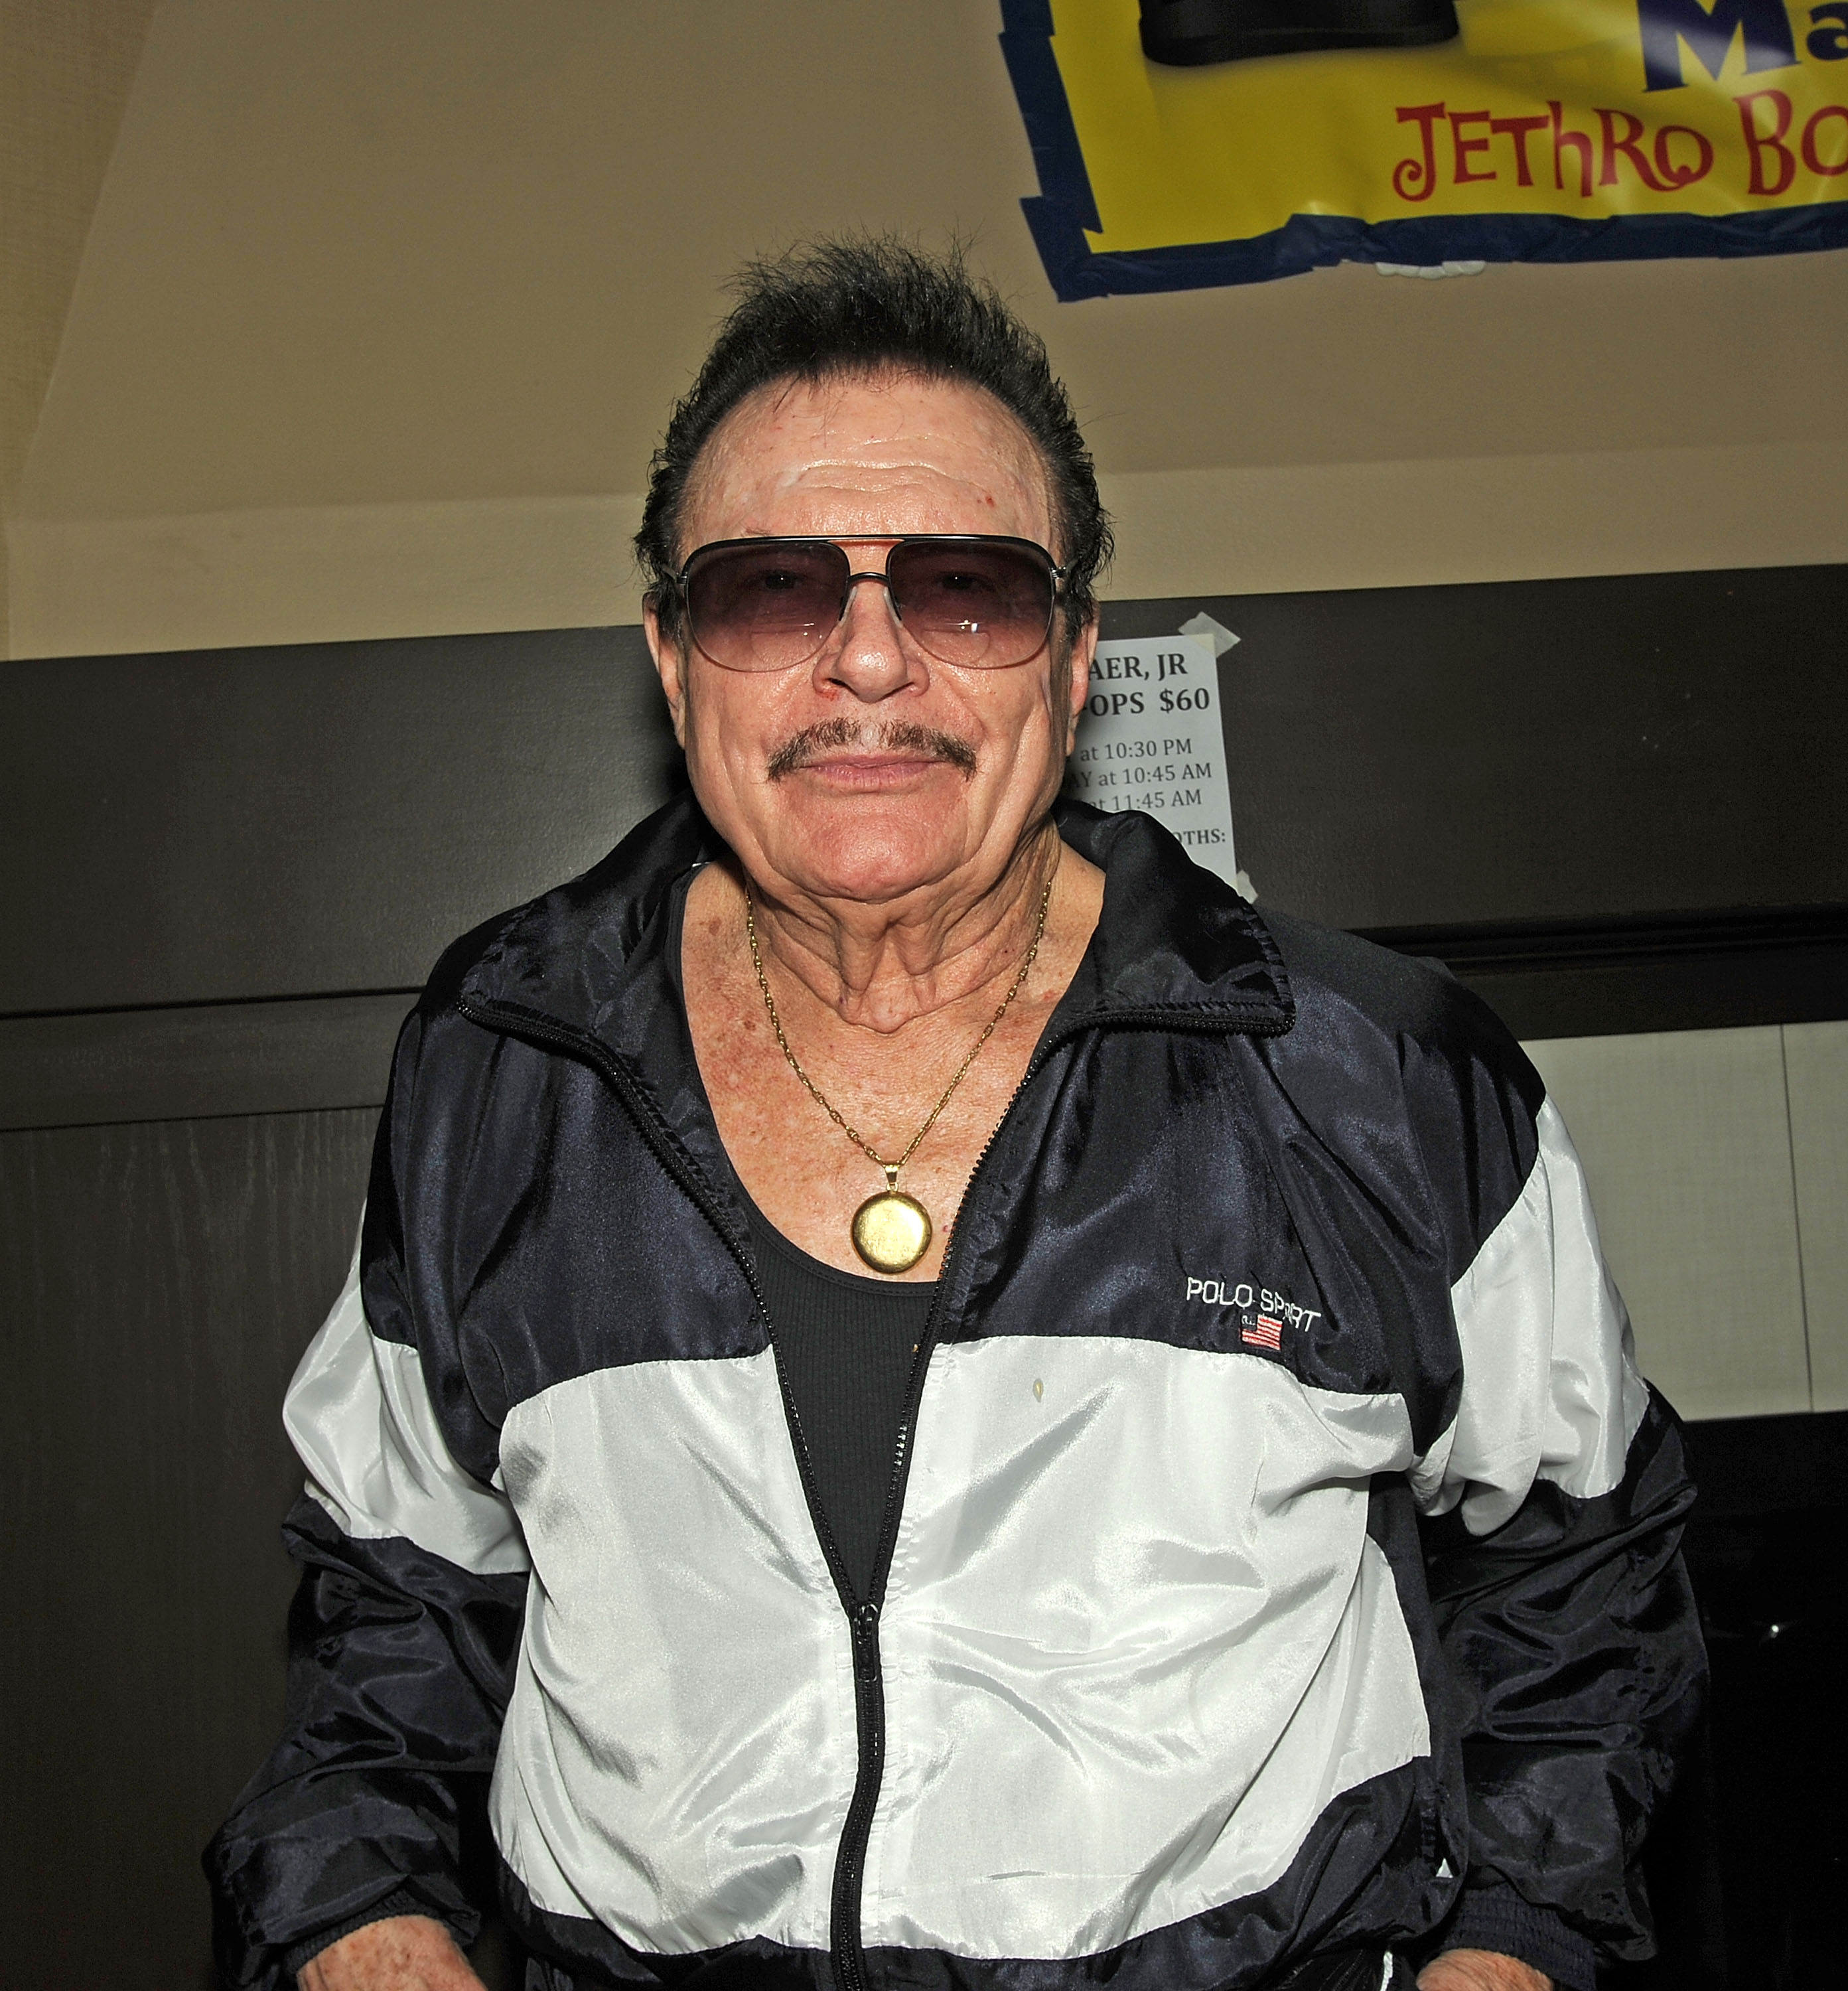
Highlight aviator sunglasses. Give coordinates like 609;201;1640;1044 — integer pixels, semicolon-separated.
668;534;1067;673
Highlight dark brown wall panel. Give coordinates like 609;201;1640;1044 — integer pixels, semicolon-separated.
1;623;680;1015
0;994;412;1132
1100;565;1848;930
0;1108;375;1984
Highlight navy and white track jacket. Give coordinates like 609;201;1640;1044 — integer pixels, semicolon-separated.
207;796;1703;1991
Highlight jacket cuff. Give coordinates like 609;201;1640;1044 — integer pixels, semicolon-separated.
281;1889;456;1980
1427;1878;1598;1991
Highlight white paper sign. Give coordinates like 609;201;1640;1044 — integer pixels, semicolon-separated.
1067;632;1243;890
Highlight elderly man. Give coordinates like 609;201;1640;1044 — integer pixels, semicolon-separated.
209;242;1701;1991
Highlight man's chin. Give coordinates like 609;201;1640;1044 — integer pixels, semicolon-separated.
756;790;973;904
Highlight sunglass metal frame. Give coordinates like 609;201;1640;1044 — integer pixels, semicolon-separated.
668;534;1068;672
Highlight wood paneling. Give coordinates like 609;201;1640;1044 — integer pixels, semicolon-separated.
0;993;413;1132
0;623;681;1014
1374;906;1848;1041
0;1108;375;1984
1102;565;1848;931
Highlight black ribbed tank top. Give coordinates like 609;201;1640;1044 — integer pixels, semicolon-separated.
745;1202;936;1605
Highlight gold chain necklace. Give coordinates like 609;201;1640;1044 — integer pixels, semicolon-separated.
744;871;1054;1275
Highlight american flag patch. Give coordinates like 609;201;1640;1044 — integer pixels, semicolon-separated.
1243;1315;1283;1351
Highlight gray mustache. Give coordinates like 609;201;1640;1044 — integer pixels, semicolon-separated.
766;719;978;780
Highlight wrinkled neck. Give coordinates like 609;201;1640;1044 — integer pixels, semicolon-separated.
742;824;1064;1037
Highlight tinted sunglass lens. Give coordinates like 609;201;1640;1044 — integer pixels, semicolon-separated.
686;543;847;670
888;542;1054;666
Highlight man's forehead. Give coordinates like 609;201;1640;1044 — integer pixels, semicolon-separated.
685;371;1052;543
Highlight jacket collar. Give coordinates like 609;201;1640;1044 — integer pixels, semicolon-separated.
456;789;1294;1061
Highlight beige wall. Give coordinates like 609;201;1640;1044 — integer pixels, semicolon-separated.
0;0;157;656
6;0;1848;656
1529;1024;1848;1424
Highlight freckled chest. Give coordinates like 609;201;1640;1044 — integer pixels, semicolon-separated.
686;935;1062;1281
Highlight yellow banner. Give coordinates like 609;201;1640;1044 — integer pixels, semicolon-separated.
1001;0;1848;293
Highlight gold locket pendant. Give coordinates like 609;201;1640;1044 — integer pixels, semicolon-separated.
851;1166;933;1275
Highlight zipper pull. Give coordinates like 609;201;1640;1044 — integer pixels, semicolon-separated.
851;1599;881;1672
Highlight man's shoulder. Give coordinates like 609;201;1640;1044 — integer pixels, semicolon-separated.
1255;905;1539;1100
417;901;533;1017
1247;909;1548;1253
411;790;714;1027
1259;907;1466;1036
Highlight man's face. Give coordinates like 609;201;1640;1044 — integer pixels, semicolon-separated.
646;372;1096;911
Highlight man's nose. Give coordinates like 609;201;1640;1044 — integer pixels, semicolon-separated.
812;572;928;701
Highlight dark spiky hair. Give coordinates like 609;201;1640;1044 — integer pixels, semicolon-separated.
636;238;1111;642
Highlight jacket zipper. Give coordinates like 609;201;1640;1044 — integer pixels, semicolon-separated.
455;990;1287;1991
805;1003;1290;1991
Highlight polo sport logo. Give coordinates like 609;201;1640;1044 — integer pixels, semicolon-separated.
1184;1277;1323;1350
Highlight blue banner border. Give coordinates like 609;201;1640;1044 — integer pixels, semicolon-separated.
998;0;1848;299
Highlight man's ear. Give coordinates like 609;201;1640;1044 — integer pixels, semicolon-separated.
644;597;689;750
1063;613;1098;751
